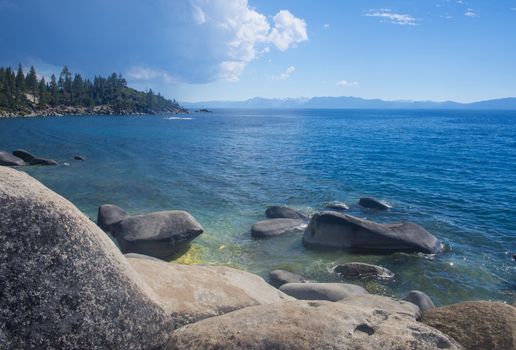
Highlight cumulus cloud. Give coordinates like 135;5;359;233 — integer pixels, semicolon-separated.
464;9;477;17
336;80;358;87
267;10;308;51
272;66;296;80
365;9;417;26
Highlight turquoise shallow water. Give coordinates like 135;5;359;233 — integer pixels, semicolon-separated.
1;109;515;305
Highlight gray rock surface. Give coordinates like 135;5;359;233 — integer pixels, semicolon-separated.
0;166;172;349
265;205;308;219
128;257;292;327
165;300;463;350
334;262;394;280
303;211;442;254
269;269;306;287
73;155;85;161
13;149;57;165
111;210;204;260
279;282;367;301
0;151;24;166
251;218;306;238
359;197;391;210
421;301;516;350
338;294;421;319
97;204;129;231
402;290;435;314
325;201;350;210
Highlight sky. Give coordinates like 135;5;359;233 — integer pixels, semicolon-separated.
0;0;515;103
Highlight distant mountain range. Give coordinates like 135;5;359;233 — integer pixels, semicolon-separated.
182;96;516;110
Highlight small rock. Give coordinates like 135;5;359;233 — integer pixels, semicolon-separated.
269;270;306;287
359;197;391;210
279;282;367;302
265;206;308;220
13;149;57;166
0;151;24;166
97;204;129;232
334;262;394;280
325;201;350;210
401;290;435;314
73;155;85;161
251;218;306;238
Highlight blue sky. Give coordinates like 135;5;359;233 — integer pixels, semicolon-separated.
1;0;515;102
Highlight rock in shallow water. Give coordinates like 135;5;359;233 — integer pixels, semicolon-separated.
421;301;516;350
111;210;204;260
269;269;307;287
13;149;57;165
97;203;129;231
0;151;24;166
0;166;171;349
334;262;395;280
402;290;435;314
279;282;368;301
165;300;463;350
251;218;306;238
359;197;391;210
265;205;308;219
303;211;442;254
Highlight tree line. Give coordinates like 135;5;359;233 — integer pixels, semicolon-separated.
0;64;182;113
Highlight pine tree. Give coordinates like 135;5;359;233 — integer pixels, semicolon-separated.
50;74;59;106
26;65;38;103
38;77;48;107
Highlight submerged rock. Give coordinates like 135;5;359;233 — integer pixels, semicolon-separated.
265;205;308;220
325;201;350;210
0;166;171;349
359;197;391;210
402;290;435;314
111;210;204;260
303;211;442;254
13;149;58;165
334;262;395;280
251;218;306;238
0;151;24;166
128;257;292;327
279;282;367;302
97;204;129;232
73;155;85;161
165;300;463;350
269;269;306;287
338;294;421;319
422;301;516;350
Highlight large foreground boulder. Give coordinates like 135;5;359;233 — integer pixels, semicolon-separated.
0;166;171;349
265;205;308;219
127;257;292;327
111;210;204;260
303;211;442;254
269;269;307;287
0;151;24;166
280;282;367;301
97;204;129;231
338;294;421;319
166;301;463;350
421;301;516;350
334;262;394;280
13;149;58;165
251;218;306;238
402;290;435;314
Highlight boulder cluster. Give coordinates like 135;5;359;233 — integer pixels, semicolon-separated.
1;166;514;349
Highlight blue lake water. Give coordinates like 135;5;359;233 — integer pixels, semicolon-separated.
1;109;515;305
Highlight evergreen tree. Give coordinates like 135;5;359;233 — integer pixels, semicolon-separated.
26;65;38;103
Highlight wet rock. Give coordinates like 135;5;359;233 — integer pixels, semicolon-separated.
338;294;421;319
279;282;367;302
325;201;350;210
303;211;442;254
421;301;516;350
111;210;204;260
402;290;435;314
359;197;391;210
73;155;85;161
128;257;292;328
0;151;24;166
0;166;171;349
13;149;57;166
97;204;129;232
269;270;306;287
251;218;306;238
265;205;308;220
334;262;394;280
165;300;463;350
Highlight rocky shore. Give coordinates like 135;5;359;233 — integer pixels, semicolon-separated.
0;104;188;118
1;166;515;349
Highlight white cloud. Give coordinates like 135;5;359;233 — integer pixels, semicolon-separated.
272;66;296;80
127;66;177;83
336;80;359;87
365;9;417;26
267;10;308;51
464;9;477;17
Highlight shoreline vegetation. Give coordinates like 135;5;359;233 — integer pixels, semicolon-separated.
0;64;187;117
